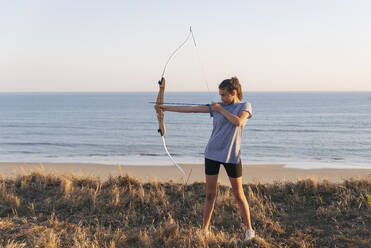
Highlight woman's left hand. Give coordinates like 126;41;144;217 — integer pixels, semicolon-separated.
211;102;223;112
154;104;166;112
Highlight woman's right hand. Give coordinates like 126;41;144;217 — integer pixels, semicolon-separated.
211;102;223;112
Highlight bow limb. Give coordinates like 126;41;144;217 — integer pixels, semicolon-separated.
155;77;187;181
161;136;186;180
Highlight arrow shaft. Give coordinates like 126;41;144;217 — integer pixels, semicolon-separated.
150;101;208;106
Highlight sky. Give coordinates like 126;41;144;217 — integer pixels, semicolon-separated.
1;0;370;92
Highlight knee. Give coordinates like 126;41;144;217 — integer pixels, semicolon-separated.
206;192;217;202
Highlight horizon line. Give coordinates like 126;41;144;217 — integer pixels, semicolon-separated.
1;90;371;94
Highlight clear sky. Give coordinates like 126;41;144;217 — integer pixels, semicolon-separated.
1;0;370;92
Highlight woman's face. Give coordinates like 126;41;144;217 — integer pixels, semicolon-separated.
219;89;235;105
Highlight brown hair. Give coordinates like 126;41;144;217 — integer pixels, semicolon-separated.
218;76;243;101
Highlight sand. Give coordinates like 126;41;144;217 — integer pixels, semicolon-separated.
0;162;370;185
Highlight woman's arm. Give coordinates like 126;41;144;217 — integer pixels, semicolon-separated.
212;103;251;126
155;104;209;113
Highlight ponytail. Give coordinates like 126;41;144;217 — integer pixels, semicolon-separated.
218;76;243;100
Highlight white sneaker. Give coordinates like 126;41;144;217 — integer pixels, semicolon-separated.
244;229;255;241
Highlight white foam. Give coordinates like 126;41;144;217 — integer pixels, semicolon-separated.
282;161;371;170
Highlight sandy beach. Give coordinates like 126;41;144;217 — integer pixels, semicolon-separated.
0;162;370;184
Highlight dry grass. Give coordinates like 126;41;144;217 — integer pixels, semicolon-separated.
0;170;370;247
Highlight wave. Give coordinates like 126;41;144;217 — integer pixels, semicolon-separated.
136;153;161;157
4;151;41;154
136;153;182;157
246;128;356;133
0;142;102;148
0;124;88;129
88;154;109;157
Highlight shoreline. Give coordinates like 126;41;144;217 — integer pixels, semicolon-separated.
0;162;370;185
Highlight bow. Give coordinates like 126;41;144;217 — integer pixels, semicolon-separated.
155;27;197;182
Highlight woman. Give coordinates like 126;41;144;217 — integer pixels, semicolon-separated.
155;77;255;241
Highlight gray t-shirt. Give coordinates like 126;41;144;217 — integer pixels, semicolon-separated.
205;101;252;164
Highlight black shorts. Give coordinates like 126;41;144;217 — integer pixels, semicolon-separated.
205;158;242;178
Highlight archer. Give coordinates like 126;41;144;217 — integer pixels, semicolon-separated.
155;76;256;241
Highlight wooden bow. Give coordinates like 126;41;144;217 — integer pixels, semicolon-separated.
154;27;198;182
155;26;194;137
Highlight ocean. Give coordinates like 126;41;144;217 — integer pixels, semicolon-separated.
0;92;370;169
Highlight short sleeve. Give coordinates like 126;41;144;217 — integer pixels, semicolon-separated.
206;104;214;117
241;102;252;119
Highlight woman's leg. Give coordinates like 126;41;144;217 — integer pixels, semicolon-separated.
229;176;253;230
202;174;218;230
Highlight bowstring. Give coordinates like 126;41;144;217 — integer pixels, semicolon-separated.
161;27;212;100
189;27;212;103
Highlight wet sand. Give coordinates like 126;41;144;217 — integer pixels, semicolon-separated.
0;162;370;185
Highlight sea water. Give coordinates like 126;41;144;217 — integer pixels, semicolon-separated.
0;92;370;169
